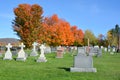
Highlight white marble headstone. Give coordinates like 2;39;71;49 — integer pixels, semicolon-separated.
37;44;47;62
3;43;12;60
30;42;38;56
16;43;26;61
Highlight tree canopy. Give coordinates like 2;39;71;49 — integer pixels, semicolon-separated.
12;4;43;48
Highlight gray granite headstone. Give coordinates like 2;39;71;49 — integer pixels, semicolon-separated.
77;47;86;56
96;48;102;57
70;53;97;72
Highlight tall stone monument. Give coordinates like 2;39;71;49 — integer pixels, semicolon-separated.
16;43;26;61
37;44;47;62
30;42;38;56
70;47;97;72
3;43;12;60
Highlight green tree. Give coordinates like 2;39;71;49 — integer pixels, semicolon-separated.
84;29;97;46
12;4;43;48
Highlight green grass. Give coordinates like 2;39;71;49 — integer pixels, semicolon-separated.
0;51;120;80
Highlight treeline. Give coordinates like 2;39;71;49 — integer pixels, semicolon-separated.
12;4;120;49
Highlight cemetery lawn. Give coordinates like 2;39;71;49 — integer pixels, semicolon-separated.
0;52;120;80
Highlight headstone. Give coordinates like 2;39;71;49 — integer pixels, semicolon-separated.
30;42;38;56
3;43;12;60
51;46;57;52
112;47;116;52
16;43;26;61
56;46;64;58
104;47;107;52
37;44;47;62
110;47;116;55
96;48;102;57
70;50;97;72
108;45;111;52
77;47;86;56
11;47;18;55
44;46;51;53
71;46;77;56
89;47;95;56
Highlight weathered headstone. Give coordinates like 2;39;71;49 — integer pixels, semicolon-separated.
30;42;38;56
56;46;64;58
77;47;86;56
89;47;95;56
51;46;57;52
110;47;116;55
44;46;51;53
11;47;19;55
70;49;97;72
37;44;47;62
96;48;102;57
112;47;116;52
16;43;26;61
3;43;12;60
104;47;107;52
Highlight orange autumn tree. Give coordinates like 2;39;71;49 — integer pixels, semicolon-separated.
12;4;43;48
71;26;84;46
42;14;74;46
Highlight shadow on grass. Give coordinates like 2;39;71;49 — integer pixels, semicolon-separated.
58;67;70;72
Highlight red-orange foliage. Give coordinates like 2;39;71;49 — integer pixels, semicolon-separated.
71;26;84;46
42;14;74;46
13;4;43;48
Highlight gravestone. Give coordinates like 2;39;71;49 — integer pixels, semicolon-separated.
77;47;86;56
70;49;97;72
112;47;116;52
3;43;12;60
44;46;51;53
56;46;64;58
16;43;26;61
30;42;38;56
96;48;102;57
51;46;57;52
104;47;107;52
37;44;47;62
110;47;116;55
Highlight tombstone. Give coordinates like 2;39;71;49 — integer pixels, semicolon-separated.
70;50;97;72
71;46;77;56
44;46;51;54
56;46;64;58
16;43;26;61
0;46;6;53
37;44;47;62
11;47;18;55
112;47;116;52
77;47;86;56
104;47;107;52
30;42;38;56
110;47;116;55
96;48;102;57
3;43;12;60
89;47;95;56
108;45;111;52
51;46;57;52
